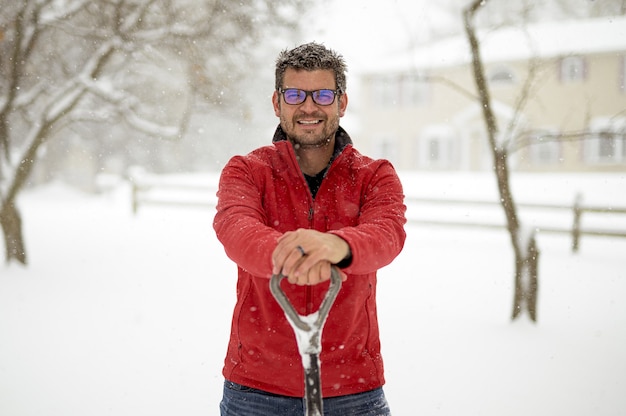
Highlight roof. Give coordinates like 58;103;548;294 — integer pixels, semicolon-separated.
362;16;626;75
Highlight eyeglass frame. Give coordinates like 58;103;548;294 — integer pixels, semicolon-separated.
277;88;343;106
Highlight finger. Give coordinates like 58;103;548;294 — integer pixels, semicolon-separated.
272;232;304;274
303;261;331;286
319;261;331;283
304;266;320;286
282;248;308;277
292;249;325;278
286;273;298;285
289;269;308;286
271;244;287;275
272;237;298;274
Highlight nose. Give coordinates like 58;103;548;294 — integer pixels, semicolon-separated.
300;94;319;111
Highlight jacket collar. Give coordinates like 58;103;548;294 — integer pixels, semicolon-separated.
272;124;353;159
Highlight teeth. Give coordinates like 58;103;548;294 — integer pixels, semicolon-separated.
299;120;320;124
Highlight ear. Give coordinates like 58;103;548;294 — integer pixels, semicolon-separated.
272;90;281;117
338;92;348;117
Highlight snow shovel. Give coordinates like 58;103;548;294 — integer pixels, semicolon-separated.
270;268;342;416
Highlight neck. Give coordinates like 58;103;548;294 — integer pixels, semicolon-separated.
294;141;334;176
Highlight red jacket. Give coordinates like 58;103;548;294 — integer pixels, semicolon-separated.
213;126;406;398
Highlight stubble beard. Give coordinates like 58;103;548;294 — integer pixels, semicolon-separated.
282;114;339;150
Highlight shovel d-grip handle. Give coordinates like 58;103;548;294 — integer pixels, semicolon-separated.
269;267;342;416
269;267;342;333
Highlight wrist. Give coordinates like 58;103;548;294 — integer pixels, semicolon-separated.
333;247;352;268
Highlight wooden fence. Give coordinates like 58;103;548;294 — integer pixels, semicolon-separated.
405;194;626;252
130;177;626;253
130;179;217;214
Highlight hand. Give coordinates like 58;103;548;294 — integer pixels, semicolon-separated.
272;229;350;286
286;260;342;286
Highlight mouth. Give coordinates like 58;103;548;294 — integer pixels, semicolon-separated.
297;119;323;126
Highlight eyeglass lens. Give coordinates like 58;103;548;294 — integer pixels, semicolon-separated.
282;89;336;106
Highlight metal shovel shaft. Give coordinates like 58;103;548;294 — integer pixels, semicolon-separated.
304;352;323;416
270;268;342;416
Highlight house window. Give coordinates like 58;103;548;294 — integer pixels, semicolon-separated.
489;67;515;85
399;74;429;107
560;56;586;83
418;127;456;169
371;76;397;108
584;128;626;164
528;130;560;165
373;138;398;163
370;74;430;108
429;139;441;161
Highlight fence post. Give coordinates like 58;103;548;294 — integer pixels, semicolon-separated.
132;181;139;215
572;193;583;253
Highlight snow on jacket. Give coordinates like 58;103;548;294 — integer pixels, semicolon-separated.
213;125;407;398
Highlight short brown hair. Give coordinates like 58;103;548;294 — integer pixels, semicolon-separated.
275;42;347;93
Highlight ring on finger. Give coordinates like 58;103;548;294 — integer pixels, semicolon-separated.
296;245;306;256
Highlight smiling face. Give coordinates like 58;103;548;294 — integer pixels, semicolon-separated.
272;68;347;149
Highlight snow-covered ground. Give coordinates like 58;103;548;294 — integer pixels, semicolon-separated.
1;172;625;416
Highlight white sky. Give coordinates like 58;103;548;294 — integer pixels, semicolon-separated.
303;0;458;71
304;2;626;74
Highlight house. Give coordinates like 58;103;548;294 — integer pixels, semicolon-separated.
357;16;626;172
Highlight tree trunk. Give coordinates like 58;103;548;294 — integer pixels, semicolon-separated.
0;201;27;265
0;124;50;265
464;0;539;322
512;233;540;321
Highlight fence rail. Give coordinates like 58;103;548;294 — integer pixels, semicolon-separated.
130;180;217;214
405;195;626;252
129;176;626;253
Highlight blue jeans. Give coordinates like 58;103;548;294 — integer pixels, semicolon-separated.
220;380;392;415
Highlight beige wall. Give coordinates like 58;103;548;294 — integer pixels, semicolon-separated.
359;51;626;172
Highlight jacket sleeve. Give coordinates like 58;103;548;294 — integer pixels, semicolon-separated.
212;155;280;278
329;161;407;276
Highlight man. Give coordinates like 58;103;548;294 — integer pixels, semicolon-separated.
214;42;406;415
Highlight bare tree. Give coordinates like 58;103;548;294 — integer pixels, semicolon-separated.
392;0;622;321
436;0;626;38
463;0;539;321
0;0;307;265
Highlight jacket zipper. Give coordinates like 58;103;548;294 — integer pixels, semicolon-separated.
286;141;346;316
306;205;313;314
305;286;312;314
